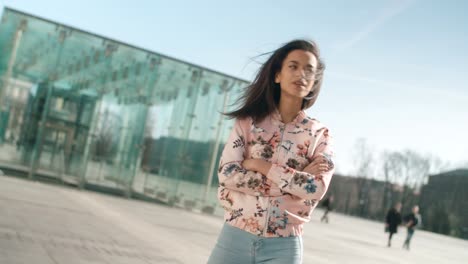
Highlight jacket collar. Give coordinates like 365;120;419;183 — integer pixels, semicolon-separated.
270;109;307;125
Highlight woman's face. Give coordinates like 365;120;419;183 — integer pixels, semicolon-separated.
275;49;318;100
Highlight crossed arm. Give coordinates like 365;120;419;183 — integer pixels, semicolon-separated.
217;119;335;200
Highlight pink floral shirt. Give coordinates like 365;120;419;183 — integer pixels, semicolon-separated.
217;110;335;237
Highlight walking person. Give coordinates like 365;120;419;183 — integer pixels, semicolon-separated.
320;195;334;223
207;39;335;264
402;205;421;250
385;202;402;247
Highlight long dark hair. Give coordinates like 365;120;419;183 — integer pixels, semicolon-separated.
225;39;325;122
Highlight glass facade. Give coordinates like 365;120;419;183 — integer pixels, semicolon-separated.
0;7;248;213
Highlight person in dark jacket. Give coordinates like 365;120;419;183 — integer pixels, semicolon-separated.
402;205;421;250
320;195;334;223
385;202;402;247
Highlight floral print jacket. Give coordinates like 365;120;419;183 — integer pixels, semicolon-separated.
217;110;335;237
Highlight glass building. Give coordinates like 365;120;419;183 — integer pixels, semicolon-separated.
0;7;248;213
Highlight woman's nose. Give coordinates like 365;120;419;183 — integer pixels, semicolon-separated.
296;69;306;78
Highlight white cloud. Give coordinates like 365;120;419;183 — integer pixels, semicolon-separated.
332;0;417;54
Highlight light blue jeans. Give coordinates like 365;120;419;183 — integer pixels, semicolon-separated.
207;223;303;264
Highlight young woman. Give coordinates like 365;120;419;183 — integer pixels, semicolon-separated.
207;39;335;264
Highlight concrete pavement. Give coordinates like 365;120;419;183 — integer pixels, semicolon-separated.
0;175;467;264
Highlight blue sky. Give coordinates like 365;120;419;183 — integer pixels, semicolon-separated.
1;0;467;174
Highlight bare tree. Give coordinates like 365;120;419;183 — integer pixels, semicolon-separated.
380;150;445;212
353;138;374;176
90;109;122;182
352;138;374;216
93;109;120;162
381;151;405;213
401;150;430;206
426;154;452;175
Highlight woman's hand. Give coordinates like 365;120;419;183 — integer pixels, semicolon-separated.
242;159;272;176
303;156;331;175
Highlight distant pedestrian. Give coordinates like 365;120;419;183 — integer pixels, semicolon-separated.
402;205;421;250
385;202;402;247
320;195;334;223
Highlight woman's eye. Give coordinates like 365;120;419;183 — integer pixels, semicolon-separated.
289;65;297;69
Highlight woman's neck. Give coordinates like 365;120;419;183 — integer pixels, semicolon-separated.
278;97;302;123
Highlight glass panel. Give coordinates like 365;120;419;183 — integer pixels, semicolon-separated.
0;8;249;210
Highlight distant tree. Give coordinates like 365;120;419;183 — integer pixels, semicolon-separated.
352;138;374;217
93;109;120;162
381;151;404;212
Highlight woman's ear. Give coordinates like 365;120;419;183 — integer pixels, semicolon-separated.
274;73;280;84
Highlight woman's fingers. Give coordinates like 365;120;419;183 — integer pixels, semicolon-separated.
304;159;330;174
304;164;327;174
312;157;329;166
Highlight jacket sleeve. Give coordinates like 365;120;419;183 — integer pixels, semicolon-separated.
218;119;282;197
266;128;334;200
